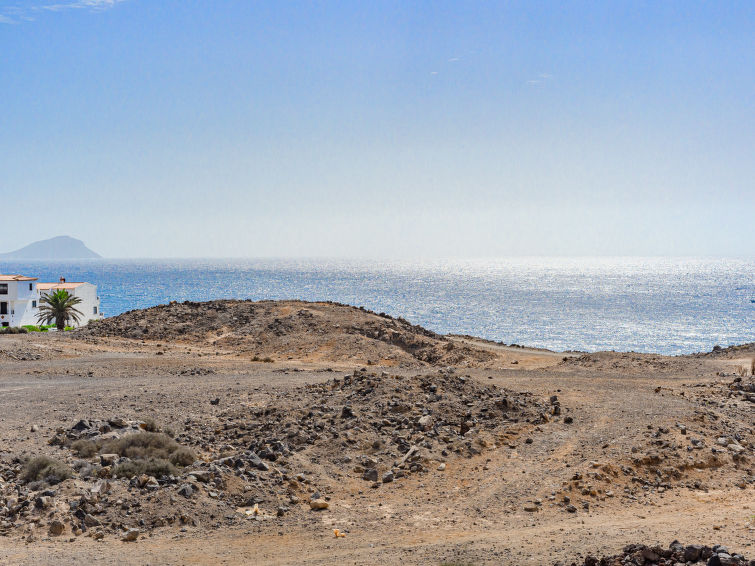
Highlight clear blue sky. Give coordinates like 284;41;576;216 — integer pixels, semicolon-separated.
1;0;753;257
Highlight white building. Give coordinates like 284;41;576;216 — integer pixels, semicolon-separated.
0;274;41;327
0;274;103;328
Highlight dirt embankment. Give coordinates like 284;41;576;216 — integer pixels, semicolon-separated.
75;300;498;367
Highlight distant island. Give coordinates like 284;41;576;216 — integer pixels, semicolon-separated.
0;236;101;259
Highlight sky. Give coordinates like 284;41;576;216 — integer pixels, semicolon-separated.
1;0;753;258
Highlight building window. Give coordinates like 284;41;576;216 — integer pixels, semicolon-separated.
32;300;37;308
29;283;33;291
93;306;98;315
0;284;7;295
0;303;7;315
1;322;8;328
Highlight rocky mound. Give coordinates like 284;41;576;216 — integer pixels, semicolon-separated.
0;370;564;541
210;367;562;481
76;300;497;367
580;540;753;566
558;352;691;374
0;418;236;542
696;343;755;358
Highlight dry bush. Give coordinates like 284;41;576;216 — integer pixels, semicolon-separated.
22;456;72;485
751;358;754;376
169;446;196;466
113;458;177;479
102;432;183;461
70;439;100;458
101;432;195;478
68;431;195;478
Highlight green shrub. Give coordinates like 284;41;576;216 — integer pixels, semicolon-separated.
22;325;41;332
21;456;72;484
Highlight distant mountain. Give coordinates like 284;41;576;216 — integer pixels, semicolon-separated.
0;236;101;259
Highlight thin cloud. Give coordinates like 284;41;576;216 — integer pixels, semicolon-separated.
526;73;555;86
40;0;128;12
0;0;128;23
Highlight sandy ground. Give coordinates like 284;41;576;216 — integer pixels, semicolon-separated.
0;314;753;565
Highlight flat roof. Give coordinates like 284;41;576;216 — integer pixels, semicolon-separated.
38;282;87;290
0;274;38;282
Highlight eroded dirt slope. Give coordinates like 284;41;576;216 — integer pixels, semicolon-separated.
75;300;498;367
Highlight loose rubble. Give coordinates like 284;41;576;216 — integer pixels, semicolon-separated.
579;540;754;566
0;370;563;541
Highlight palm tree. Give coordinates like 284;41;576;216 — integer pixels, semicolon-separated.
37;289;83;331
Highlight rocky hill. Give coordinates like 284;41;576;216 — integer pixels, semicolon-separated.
76;300;497;367
0;235;101;259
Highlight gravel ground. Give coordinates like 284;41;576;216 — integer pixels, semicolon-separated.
0;304;752;565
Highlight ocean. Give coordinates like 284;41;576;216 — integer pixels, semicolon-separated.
2;257;753;355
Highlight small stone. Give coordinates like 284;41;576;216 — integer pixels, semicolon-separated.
437;463;446;471
177;484;194;498
363;468;378;482
83;514;101;527
707;554;737;566
100;454;119;466
684;545;702;561
418;415;433;430
381;471;394;483
189;470;211;483
48;520;65;536
121;528;140;542
309;499;329;510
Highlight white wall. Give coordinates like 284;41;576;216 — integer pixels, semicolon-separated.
1;278;103;328
39;283;103;327
0;281;40;327
67;283;103;325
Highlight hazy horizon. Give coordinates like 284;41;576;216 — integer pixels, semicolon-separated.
3;248;755;261
2;1;753;258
